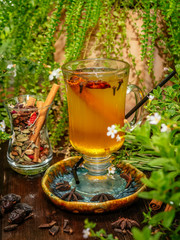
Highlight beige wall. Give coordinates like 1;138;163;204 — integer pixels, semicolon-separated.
54;11;166;93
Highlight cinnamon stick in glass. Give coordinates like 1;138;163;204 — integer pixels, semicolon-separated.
68;76;121;123
33;101;44;163
30;84;60;143
26;96;36;106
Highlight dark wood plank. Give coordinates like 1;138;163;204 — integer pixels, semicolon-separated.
0;141;149;240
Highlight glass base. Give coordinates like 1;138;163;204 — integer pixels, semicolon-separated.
7;153;53;175
71;171;126;198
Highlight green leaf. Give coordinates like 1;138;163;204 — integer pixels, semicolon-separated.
149;211;175;228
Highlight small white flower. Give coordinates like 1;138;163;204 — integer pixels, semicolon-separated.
116;134;123;142
7;64;14;69
164;67;169;71
82;228;90;239
13;69;17;77
148;225;152;230
161;124;171;133
147;113;161;125
0;120;6;132
108;165;116;175
107;125;117;139
7;64;17;78
148;94;154;101
169;201;174;205
49;68;62;81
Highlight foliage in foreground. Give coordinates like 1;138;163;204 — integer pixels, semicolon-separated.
83;79;180;240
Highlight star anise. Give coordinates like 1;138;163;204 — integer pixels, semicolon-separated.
61;188;83;201
120;173;132;188
111;217;140;234
90;193;115;202
56;181;71;191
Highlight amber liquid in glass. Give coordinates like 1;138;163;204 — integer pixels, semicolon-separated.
67;71;128;157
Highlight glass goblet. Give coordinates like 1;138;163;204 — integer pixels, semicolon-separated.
62;58;141;197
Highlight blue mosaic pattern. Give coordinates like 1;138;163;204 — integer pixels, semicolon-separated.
50;166;139;203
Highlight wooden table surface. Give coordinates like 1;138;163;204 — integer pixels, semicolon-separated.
0;141;149;240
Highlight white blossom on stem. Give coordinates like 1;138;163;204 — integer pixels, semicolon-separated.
82;228;90;239
107;125;117;139
147;113;161;125
49;68;62;81
148;94;154;101
116;134;123;142
161;123;170;133
7;64;17;77
7;64;14;69
108;166;116;175
0;120;6;132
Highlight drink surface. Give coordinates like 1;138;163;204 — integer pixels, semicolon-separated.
66;69;128;157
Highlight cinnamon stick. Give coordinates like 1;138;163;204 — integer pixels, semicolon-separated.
30;84;60;143
33;101;44;162
149;199;163;211
68;77;123;123
164;204;173;212
26;96;36;106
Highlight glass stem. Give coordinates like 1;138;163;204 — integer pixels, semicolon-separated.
83;155;111;177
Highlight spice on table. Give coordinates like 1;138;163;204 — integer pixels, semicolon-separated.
8;208;27;224
63;226;74;234
90;193;115;202
164;204;174;212
149;199;163;211
24;212;34;220
0;205;5;217
49;225;60;236
63;219;73;234
38;220;57;229
1;193;33;232
0;193;21;212
4;224;18;232
111;217;140;234
14;202;33;215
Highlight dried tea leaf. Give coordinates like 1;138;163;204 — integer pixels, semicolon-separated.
49;225;60;236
